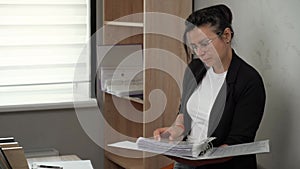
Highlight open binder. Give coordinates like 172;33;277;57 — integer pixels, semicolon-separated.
108;137;270;160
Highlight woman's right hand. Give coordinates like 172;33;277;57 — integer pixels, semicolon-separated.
153;125;184;141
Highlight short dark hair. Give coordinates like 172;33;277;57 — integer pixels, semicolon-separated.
183;4;234;62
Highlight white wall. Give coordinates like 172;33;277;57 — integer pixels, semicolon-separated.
194;1;300;169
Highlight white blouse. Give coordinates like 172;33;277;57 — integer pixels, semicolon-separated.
186;68;227;143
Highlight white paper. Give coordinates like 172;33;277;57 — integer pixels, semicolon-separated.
31;160;94;169
108;139;270;160
108;141;139;151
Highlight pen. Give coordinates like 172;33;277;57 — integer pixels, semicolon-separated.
36;165;63;169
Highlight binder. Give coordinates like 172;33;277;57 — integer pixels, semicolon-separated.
0;148;11;169
0;142;19;149
1;146;29;169
0;137;15;143
0;137;29;169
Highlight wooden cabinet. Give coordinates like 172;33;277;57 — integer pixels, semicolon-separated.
99;0;192;168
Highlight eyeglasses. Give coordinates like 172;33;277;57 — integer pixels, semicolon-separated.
190;32;222;54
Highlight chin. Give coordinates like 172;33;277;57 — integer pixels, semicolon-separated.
203;61;213;67
200;57;212;66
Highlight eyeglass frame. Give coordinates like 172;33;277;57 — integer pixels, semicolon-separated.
189;31;223;54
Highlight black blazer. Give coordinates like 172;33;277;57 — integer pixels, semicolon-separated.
179;49;266;169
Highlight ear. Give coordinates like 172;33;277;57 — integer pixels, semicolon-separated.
222;27;232;43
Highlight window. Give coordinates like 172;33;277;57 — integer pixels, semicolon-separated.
0;0;93;108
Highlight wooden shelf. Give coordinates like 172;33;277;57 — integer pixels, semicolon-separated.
104;92;143;104
121;96;144;104
104;21;144;28
100;0;192;168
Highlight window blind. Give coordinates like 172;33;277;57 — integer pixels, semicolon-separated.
0;0;91;107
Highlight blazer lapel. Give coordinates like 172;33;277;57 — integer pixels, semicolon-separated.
207;82;227;137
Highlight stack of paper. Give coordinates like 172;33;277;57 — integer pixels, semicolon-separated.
136;137;215;157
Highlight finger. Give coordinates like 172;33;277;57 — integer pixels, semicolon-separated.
154;135;161;141
155;127;169;136
154;128;167;140
153;130;161;141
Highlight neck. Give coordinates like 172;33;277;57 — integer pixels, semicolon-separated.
213;48;232;74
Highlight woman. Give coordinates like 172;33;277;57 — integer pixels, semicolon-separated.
153;4;266;169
